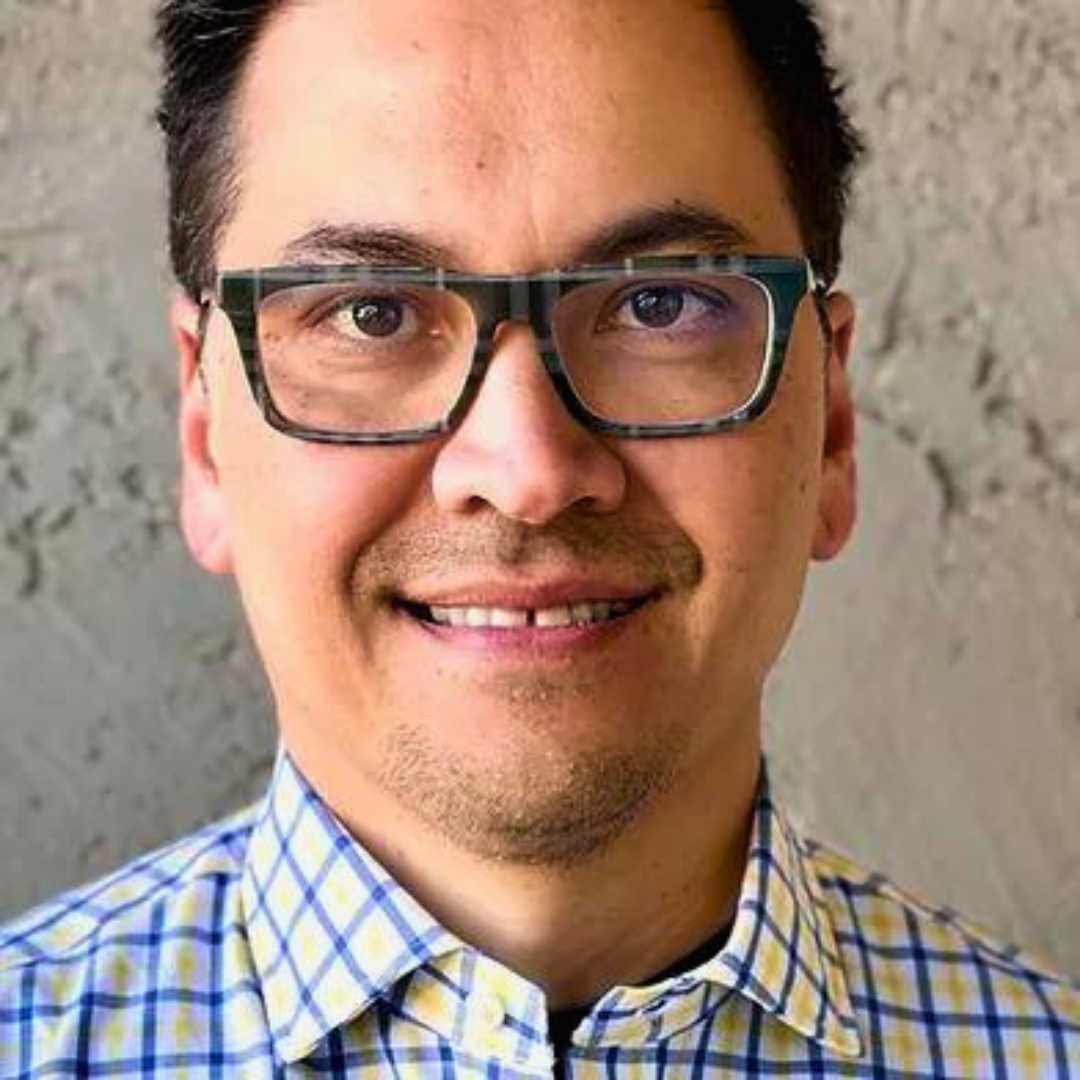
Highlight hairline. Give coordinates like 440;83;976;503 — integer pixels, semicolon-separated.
184;0;840;296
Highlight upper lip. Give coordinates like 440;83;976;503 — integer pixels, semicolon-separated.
395;577;662;610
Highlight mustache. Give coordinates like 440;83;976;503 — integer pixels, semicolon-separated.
356;512;703;597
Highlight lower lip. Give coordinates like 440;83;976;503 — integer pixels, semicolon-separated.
395;601;655;658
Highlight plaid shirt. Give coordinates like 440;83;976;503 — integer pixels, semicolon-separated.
2;748;1078;1078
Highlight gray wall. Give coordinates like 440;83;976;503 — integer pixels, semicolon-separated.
1;1;1078;973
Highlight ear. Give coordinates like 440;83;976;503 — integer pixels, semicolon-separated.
811;290;858;561
172;293;234;575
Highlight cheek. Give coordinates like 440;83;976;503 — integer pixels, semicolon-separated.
212;392;433;619
629;357;825;659
737;372;827;585
213;431;436;717
646;437;815;575
635;405;823;570
206;345;426;592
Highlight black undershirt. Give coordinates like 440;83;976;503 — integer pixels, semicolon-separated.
547;918;734;1075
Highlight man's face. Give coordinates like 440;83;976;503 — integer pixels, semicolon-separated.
178;0;856;863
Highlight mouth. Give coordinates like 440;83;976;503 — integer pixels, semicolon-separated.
395;595;653;630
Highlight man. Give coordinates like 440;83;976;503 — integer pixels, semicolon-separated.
1;0;1077;1075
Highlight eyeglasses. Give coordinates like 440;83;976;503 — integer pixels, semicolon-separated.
202;254;826;444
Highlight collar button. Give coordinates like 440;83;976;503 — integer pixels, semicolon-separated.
466;989;506;1034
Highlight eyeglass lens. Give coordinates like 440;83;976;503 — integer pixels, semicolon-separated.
255;272;774;434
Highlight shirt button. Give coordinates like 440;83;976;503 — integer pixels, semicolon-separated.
466;989;506;1033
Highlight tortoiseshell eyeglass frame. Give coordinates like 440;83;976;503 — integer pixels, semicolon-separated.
199;254;830;444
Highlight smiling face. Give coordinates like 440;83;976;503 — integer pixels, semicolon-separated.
176;0;857;865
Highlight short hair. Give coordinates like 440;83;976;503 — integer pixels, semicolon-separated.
155;0;865;298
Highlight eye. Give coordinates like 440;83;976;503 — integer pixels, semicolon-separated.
282;283;463;357
629;286;686;329
601;283;734;334
334;295;412;339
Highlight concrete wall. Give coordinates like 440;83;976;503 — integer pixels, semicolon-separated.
1;1;1078;973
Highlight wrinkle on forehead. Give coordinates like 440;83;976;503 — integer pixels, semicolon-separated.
442;0;550;255
230;0;796;272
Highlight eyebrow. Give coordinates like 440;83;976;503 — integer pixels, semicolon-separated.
281;225;457;269
569;204;753;264
278;203;754;271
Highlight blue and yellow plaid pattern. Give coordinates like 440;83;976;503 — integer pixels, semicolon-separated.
2;748;1078;1077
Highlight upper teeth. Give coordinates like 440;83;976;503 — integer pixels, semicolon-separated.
426;600;637;629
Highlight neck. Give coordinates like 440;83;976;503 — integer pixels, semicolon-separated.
286;721;761;1011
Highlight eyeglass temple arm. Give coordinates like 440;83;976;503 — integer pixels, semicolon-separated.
194;294;214;393
811;272;835;356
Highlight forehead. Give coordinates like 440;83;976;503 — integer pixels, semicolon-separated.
223;0;800;270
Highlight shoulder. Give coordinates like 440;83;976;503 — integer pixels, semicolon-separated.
0;805;257;971
802;832;1080;1074
0;804;259;1072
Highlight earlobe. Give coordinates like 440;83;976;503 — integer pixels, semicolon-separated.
171;293;234;575
812;291;858;562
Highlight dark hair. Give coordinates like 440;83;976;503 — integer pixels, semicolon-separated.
156;0;865;298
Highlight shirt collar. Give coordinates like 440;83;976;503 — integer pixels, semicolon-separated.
242;747;862;1064
241;746;465;1062
567;763;863;1058
697;767;864;1056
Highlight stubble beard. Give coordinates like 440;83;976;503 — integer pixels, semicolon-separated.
375;681;690;867
359;512;703;866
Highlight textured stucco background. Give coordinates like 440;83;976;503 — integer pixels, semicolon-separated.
1;1;1078;973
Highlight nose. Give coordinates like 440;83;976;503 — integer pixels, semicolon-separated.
430;321;627;524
